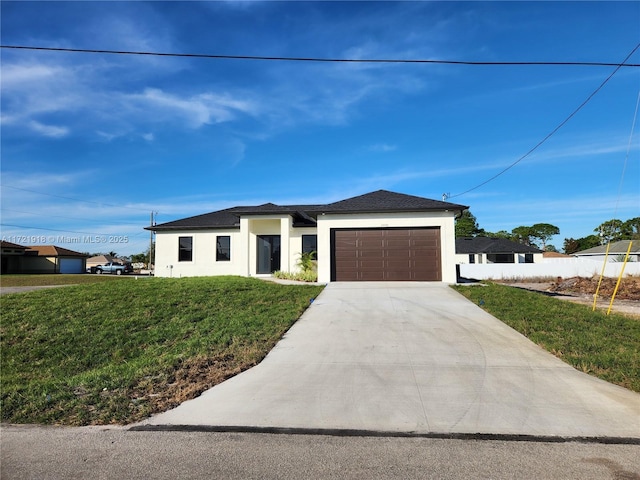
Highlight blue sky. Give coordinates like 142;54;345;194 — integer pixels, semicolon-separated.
1;1;639;256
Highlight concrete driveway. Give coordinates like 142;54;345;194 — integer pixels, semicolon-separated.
138;283;640;439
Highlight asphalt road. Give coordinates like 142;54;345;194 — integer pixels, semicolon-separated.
2;425;639;480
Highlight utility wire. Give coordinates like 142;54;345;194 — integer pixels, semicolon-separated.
0;184;152;213
1;207;147;227
0;223;127;237
613;88;640;219
2;44;640;67
449;42;640;199
1;223;147;238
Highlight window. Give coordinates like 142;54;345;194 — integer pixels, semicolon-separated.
468;254;475;264
216;236;231;261
524;253;534;264
178;236;193;262
302;234;317;260
487;253;513;264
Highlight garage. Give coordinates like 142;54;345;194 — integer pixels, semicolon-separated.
59;258;85;274
332;228;441;281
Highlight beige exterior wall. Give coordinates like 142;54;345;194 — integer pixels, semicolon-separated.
316;211;458;283
19;256;58;274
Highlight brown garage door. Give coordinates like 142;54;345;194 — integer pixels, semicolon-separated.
332;228;441;281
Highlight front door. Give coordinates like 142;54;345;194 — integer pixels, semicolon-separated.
257;235;281;274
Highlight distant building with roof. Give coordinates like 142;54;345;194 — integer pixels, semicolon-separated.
572;240;639;262
0;242;87;274
455;237;544;264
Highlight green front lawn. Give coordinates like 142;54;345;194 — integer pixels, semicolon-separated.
1;276;324;425
452;283;640;393
1;274;127;287
3;276;637;427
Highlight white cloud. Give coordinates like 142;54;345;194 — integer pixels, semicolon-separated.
368;143;398;153
1;63;62;87
1;171;90;191
28;121;69;138
123;88;258;128
96;131;119;141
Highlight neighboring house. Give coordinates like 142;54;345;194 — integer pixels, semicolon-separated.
86;255;116;270
0;243;88;274
455;237;544;264
149;190;467;283
1;241;29;274
572;240;639;262
542;251;572;259
23;246;88;274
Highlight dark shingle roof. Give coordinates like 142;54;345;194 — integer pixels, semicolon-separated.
151;190;468;231
456;237;543;254
1;241;27;250
309;190;467;214
152;207;242;230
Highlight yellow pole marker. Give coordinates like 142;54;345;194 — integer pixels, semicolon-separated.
592;242;611;311
607;241;633;316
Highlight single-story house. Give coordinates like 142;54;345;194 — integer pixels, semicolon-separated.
0;243;88;274
542;251;572;259
86;255;116;270
455;237;544;264
148;190;467;283
1;241;29;274
572;240;639;262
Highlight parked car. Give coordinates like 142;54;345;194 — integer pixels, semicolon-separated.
94;262;133;275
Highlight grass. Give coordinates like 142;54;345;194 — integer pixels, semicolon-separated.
1;276;324;425
452;283;640;393
1;274;128;287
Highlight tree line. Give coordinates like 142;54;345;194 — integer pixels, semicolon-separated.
455;211;639;254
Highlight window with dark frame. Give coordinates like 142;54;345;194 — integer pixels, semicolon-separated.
216;236;231;261
488;253;514;264
469;254;475;264
524;253;534;263
178;236;193;262
302;234;317;260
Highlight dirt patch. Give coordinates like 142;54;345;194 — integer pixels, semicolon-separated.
500;276;640;317
550;276;640;300
125;353;260;422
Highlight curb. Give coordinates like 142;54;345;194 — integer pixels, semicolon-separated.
128;424;640;445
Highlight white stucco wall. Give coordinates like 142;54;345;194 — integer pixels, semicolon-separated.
289;228;318;274
154;210;458;282
459;257;640;280
455;252;544;264
154;229;244;278
316;211;458;284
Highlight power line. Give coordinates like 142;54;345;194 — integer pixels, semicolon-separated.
1;207;146;227
1;223;147;238
449;42;640;199
614;88;640;219
2;44;640;67
0;223;119;237
0;184;152;213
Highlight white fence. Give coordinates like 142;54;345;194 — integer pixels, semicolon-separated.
458;258;640;281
